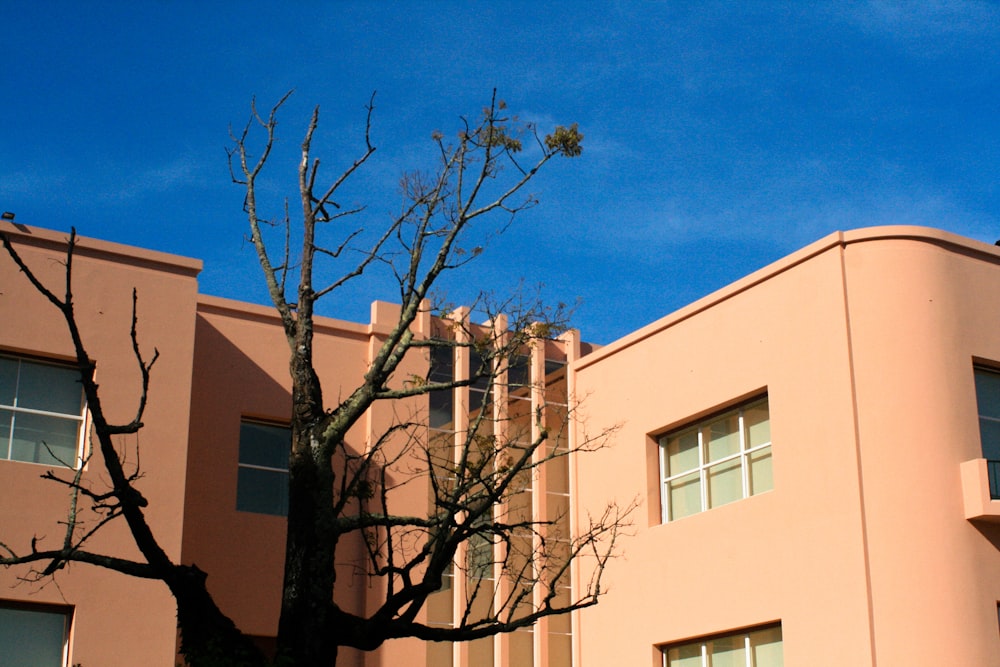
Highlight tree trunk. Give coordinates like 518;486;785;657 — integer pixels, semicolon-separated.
275;441;340;665
276;346;341;666
169;565;267;667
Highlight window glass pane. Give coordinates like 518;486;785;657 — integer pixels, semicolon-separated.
707;458;742;509
544;358;566;378
509;629;533;667
1;408;12;457
669;472;701;520
426;639;454;667
0;357;18;405
976;369;1000;419
666;643;703;667
429;389;454;429
11;413;78;465
426;586;454;626
548;632;572;667
706;414;739;462
706;635;743;667
236;467;288;516
666;430;699;475
429;344;453;384
428;430;456;486
744;400;770;447
980;419;1000;460
546;492;570;528
467;531;494;580
469;389;486;413
238;422;289;469
17;361;82;415
508;354;531;388
749;447;774;495
548;452;569;495
548;591;572;633
468;636;494;667
661;395;769;521
470;350;490;391
748;626;783;667
508;395;533;445
0;605;68;667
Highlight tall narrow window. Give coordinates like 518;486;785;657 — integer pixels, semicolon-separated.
663;625;783;667
974;367;1000;499
237;420;290;516
0;603;71;667
428;343;455;430
0;355;85;466
659;396;772;522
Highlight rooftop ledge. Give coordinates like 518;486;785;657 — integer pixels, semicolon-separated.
576;225;1000;372
0;221;203;277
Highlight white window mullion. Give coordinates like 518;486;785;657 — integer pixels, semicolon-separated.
8;359;21;462
659;442;669;523
4;405;85;422
739;409;750;499
698;429;707;513
238;462;288;474
659;396;770;523
4;412;13;461
745;634;752;667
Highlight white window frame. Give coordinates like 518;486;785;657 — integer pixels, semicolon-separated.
662;624;782;667
658;396;771;522
0;354;87;467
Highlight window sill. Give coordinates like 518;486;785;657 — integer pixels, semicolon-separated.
961;458;1000;522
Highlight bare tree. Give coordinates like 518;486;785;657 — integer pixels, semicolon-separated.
0;91;630;667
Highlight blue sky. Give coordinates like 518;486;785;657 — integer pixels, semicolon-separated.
2;2;998;344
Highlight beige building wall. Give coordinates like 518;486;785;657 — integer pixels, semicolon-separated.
0;223;201;666
6;223;1000;666
571;227;1000;666
181;296;437;667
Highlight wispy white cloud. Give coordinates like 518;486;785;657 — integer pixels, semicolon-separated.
835;0;999;52
1;153;215;206
557;153;997;261
94;154;215;204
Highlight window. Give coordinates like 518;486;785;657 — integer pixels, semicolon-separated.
0;355;85;466
428;343;455;429
0;603;71;667
974;367;1000;499
659;396;772;522
663;625;782;667
237;420;290;516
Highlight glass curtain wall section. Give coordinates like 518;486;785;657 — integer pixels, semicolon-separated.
542;359;571;667
426;338;457;667
465;341;495;667
504;353;534;667
424;323;577;667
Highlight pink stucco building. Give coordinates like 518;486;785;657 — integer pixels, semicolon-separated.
3;222;1000;666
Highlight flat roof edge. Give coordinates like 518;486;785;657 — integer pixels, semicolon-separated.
197;294;370;337
1;222;203;276
576;225;1000;370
